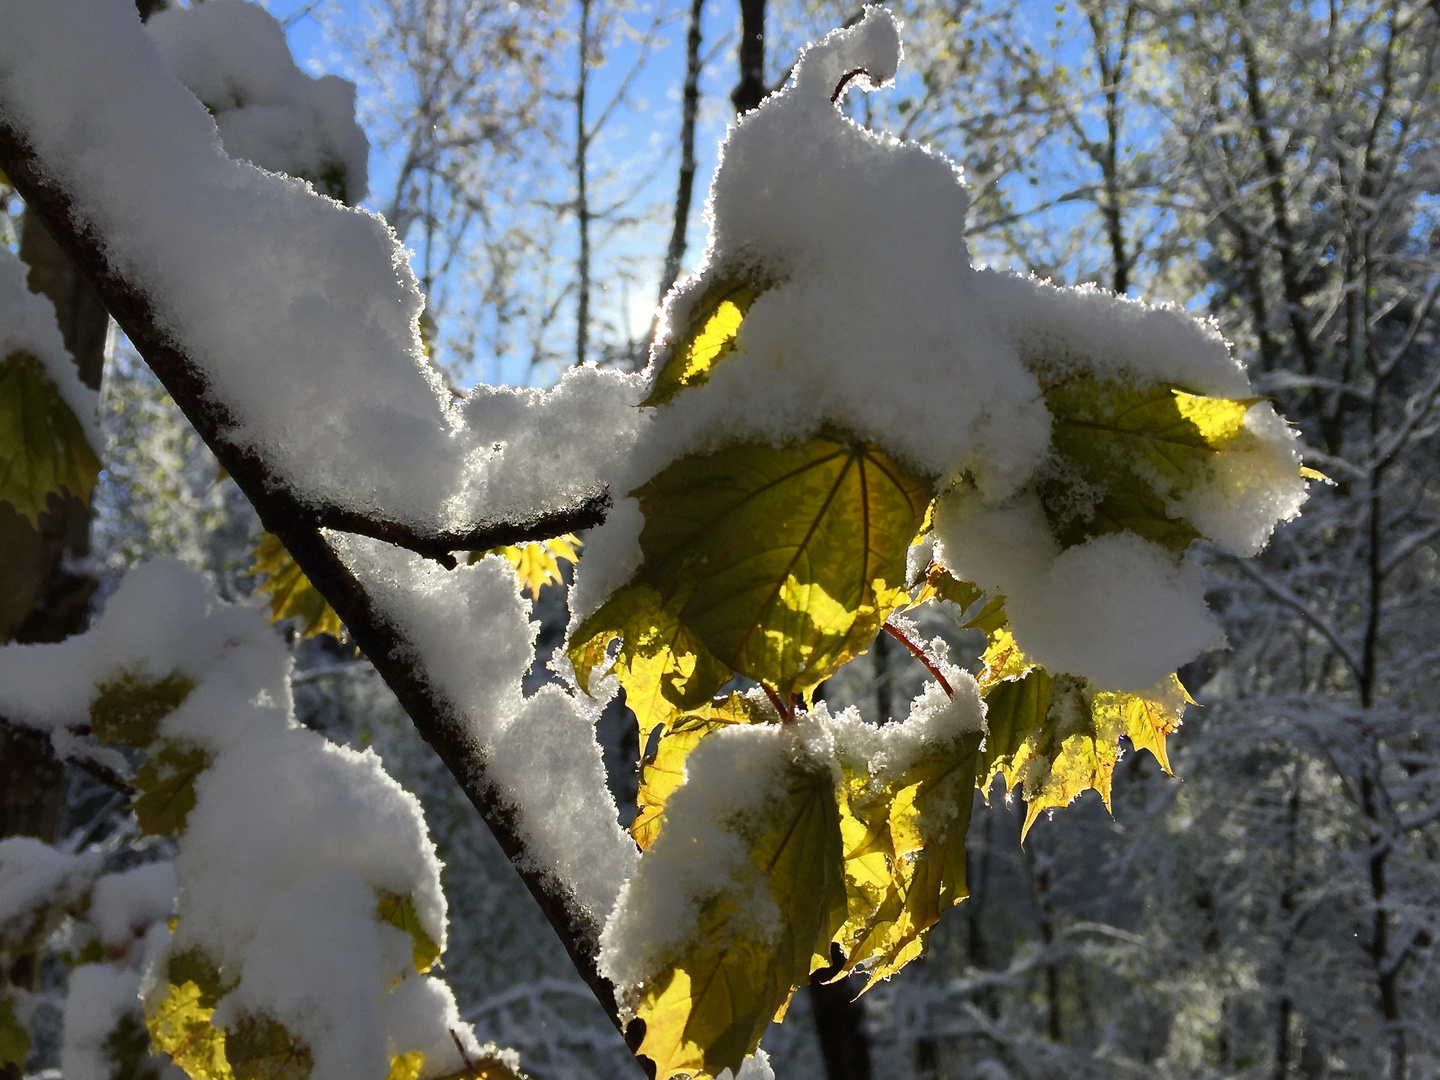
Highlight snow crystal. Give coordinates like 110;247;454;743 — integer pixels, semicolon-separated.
329;535;638;922
0;244;100;446
148;0;369;202
0;0;641;531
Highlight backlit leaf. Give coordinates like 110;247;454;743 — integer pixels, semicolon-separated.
132;740;210;838
835;725;982;990
961;586;1190;837
631;692;771;850
145;978;232;1080
90;671;195;749
387;1052;425;1080
225;1014;312;1080
635;749;846;1080
643;279;761;407
568;583;731;733
478;535;580;601
1037;364;1265;552
0;350;99;526
629;433;933;698
248;534;344;641
375;890;441;974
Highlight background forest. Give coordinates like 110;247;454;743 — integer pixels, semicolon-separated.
2;1;1438;1079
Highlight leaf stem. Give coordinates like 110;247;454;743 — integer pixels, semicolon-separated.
761;683;795;723
882;622;953;697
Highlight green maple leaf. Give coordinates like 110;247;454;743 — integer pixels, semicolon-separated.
833;724;982;990
0;995;29;1069
132;740;210;837
629;433;933;699
631;692;772;850
225;1014;312;1080
247;534;344;641
145;974;232;1080
89;671;195;749
569;582;732;734
1037;366;1264;552
0;350;99;526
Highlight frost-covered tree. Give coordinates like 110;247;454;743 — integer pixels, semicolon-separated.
0;2;1329;1079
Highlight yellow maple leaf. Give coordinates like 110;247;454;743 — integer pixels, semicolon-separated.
631;692;771;850
247;534;344;641
483;535;580;601
643;278;762;407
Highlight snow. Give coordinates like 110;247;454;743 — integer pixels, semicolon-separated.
148;0;369;203
0;560;485;1080
60;965;149;1080
330;535;638;924
1002;532;1224;693
0;0;642;533
89;863;177;959
1172;400;1307;557
0;244;101;447
0;838;100;941
618;7;1049;499
599;720;799;1007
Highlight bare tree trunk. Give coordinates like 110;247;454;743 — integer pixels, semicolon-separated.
575;0;592;366
1084;0;1136;296
807;957;872;1080
658;0;705;302
731;0;766;114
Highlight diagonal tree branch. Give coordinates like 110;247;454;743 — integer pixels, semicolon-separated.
0;113;640;1062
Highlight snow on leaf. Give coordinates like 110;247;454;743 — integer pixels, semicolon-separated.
131;741;210;838
89;671;195;749
834;727;982;991
631;693;773;851
642;278;762;408
0;350;100;526
568;582;732;732
907;563;982;613
248;534;345;641
634;753;846;1080
965;587;1190;838
374;890;441;974
0;994;29;1068
629;434;932;698
475;535;580;601
225;1014;312;1080
1038;366;1266;552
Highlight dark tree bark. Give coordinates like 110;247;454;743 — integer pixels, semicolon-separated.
731;0;767;114
659;0;705;301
